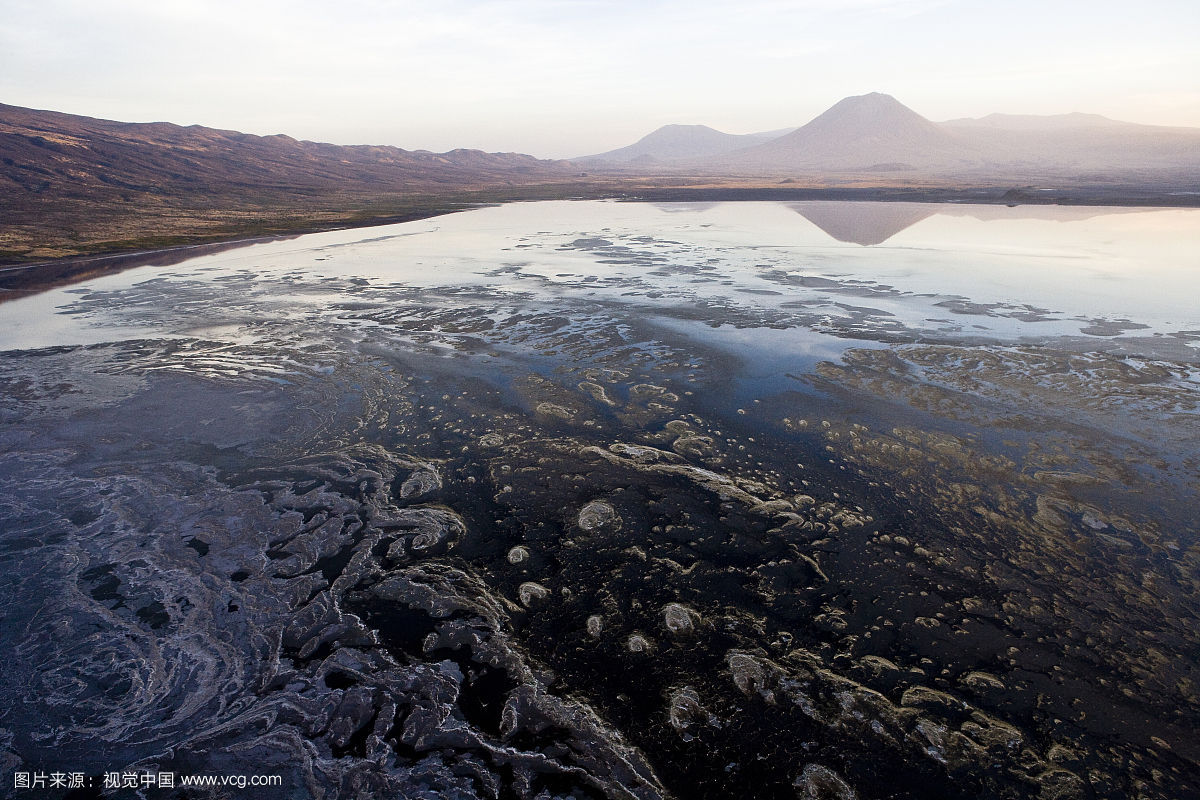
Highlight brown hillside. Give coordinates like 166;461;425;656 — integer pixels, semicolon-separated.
0;103;572;262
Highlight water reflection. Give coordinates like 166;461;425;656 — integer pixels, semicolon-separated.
786;200;1156;246
787;201;935;245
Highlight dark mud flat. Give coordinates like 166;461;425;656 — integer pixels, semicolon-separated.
0;201;1198;799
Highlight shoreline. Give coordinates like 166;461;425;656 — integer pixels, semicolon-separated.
0;204;485;301
3;186;1197;301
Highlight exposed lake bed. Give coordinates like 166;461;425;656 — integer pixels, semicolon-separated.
1;201;1197;799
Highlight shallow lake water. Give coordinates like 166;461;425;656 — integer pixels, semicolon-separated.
1;201;1198;799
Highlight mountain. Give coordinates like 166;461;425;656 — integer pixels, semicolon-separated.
719;93;977;172
577;124;794;164
596;94;1200;179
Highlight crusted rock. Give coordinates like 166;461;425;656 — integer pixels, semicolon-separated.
578;500;619;532
517;582;550;608
662;602;700;636
666;686;716;742
793;764;857;800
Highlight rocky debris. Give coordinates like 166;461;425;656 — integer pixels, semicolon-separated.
3;253;1197;800
536;401;575;420
517;581;550;608
579;380;617;406
727;651;778;703
959;671;1006;692
666;686;717;742
578;500;620;532
364;564;668;799
718;645;1093;794
753;555;828;597
662;602;700;636
608;442;680;465
627;633;653;653
398;463;441;499
517;374;591;426
381;507;467;559
793;764;858;800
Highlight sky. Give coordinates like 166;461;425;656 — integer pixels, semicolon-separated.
2;0;1198;158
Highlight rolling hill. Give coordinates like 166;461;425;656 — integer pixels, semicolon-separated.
576;124;795;164
940;112;1200;174
0;103;568;200
0;103;573;262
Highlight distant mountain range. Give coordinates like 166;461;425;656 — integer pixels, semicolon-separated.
6;95;1196;209
579;93;1200;179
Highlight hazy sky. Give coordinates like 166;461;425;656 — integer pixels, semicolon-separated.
2;0;1198;157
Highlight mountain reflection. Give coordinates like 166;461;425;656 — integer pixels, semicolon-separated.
787;201;936;245
787;201;1153;246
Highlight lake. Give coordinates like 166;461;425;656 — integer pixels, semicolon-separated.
1;200;1197;799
